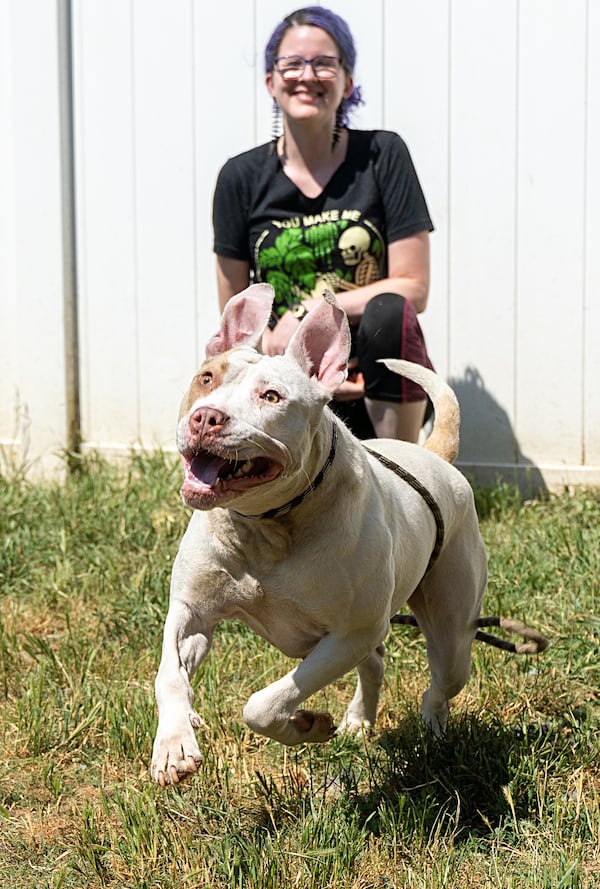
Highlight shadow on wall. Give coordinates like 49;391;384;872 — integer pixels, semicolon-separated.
449;366;548;499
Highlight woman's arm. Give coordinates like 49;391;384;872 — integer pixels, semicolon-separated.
216;255;293;357
307;231;430;322
216;231;429;357
216;255;251;312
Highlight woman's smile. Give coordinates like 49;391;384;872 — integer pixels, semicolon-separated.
266;25;351;123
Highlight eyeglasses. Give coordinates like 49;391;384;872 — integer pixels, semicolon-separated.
274;55;343;81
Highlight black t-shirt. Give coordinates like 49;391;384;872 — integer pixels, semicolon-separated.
212;129;434;318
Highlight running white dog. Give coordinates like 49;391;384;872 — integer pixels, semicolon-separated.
151;284;487;787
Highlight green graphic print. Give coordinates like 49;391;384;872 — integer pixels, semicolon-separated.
255;216;384;319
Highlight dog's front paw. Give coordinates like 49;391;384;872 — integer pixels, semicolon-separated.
151;713;204;787
243;693;336;745
289;709;336;742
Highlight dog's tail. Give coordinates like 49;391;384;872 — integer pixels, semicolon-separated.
380;359;460;463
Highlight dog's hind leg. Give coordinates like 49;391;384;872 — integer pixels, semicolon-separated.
338;643;386;735
407;546;486;735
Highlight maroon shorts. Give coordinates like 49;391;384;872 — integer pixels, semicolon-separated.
355;292;433;403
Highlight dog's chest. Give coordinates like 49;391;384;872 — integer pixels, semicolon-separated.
232;594;328;659
184;513;327;654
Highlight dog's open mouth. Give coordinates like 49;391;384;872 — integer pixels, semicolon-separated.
180;447;283;508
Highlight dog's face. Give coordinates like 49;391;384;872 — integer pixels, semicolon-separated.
177;285;350;512
177;347;327;511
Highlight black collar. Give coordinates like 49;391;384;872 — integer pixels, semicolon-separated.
233;424;338;520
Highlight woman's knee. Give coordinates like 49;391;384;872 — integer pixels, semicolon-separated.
357;293;431;402
358;292;410;359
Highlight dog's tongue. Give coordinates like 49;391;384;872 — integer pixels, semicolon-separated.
190;453;226;485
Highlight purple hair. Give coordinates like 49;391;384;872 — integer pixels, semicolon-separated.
264;6;364;125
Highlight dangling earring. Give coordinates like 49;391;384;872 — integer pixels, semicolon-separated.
270;99;281;155
332;103;344;152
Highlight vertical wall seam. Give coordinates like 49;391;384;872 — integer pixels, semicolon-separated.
190;0;199;364
381;0;385;127
253;0;258;146
581;0;589;465
57;0;82;466
130;0;142;441
513;0;520;463
446;0;452;377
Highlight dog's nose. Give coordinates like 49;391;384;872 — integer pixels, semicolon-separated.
189;406;228;437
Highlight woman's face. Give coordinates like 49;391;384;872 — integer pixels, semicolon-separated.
266;25;353;125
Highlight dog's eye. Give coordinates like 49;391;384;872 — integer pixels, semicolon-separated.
198;372;213;387
262;389;281;404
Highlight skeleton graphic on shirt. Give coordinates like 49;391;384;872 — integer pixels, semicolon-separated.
255;216;384;317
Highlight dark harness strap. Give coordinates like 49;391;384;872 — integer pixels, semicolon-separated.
240;425;338;520
364;446;445;573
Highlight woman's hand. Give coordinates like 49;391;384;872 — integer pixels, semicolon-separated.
262;311;302;355
264;308;365;403
333;360;365;402
262;300;321;355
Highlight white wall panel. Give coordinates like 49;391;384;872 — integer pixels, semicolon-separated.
0;0;66;476
1;0;599;487
515;0;587;467
584;0;600;465
131;0;198;447
74;0;139;448
448;1;520;467
384;0;450;374
0;0;18;452
330;0;384;130
194;2;259;361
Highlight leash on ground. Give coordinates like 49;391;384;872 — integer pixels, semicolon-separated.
391;613;549;655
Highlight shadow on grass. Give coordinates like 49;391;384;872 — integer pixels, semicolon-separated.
334;706;597;844
339;713;522;839
252;713;527;842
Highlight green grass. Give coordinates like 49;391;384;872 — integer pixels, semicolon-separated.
0;453;598;888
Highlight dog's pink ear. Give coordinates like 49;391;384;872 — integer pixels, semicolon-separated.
286;292;351;392
205;284;274;357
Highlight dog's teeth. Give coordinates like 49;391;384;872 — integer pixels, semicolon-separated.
220;459;255;481
232;460;253;478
